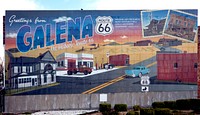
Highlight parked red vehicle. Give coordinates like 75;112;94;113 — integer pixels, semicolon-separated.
67;65;92;75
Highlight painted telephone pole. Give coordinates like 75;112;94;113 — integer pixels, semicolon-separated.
106;52;109;64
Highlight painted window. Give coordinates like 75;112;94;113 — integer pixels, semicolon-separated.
58;62;60;67
36;64;40;70
14;66;18;73
44;75;47;83
18;66;21;73
24;78;26;83
33;65;35;71
19;79;22;84
28;78;31;83
174;63;178;68
30;66;33;73
78;62;82;67
194;63;198;68
26;66;29;73
19;78;32;84
90;62;93;68
22;66;26;73
176;20;179;25
188;22;190;27
61;61;64;66
83;62;87;66
184;22;187;27
21;78;24;84
51;74;54;82
41;63;44;70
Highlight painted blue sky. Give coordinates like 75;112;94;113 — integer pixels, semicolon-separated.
1;0;200;59
142;10;168;28
5;10;141;34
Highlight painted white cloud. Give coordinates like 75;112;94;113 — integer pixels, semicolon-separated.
153;16;167;20
53;16;72;22
104;39;115;43
5;33;17;38
120;35;128;39
0;0;200;62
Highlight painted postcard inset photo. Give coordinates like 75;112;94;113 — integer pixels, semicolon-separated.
141;10;168;38
163;10;198;42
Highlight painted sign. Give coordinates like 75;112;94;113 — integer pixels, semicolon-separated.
5;10;198;95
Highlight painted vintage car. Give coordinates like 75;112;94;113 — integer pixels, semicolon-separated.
125;66;150;77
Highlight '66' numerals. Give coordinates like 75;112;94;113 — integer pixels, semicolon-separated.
98;23;111;33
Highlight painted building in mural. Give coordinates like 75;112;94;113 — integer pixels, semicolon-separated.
157;52;197;83
157;38;182;46
4;10;198;96
134;40;152;46
7;51;57;89
109;54;129;66
56;52;94;72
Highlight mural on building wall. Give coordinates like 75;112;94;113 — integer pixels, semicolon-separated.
4;10;198;95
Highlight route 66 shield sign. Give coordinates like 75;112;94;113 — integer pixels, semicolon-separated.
95;16;114;36
140;76;150;85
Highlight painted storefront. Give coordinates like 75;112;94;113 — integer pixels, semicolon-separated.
4;10;198;95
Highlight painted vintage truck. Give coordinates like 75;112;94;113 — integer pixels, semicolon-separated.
125;66;150;77
67;65;92;75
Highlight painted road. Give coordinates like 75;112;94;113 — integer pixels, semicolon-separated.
82;61;157;94
13;45;197;95
15;56;156;95
15;55;197;95
96;63;197;93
